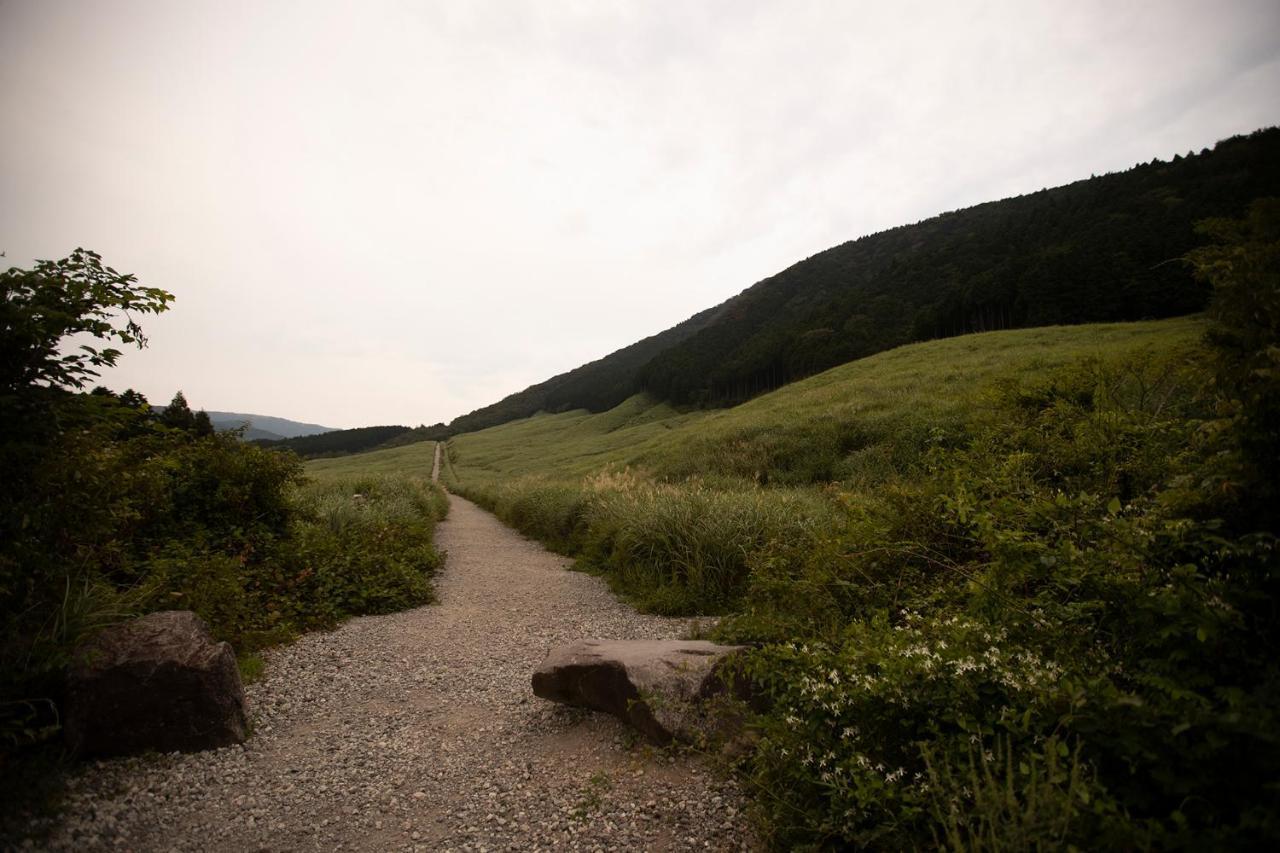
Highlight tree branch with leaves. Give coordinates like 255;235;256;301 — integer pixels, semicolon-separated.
0;248;173;395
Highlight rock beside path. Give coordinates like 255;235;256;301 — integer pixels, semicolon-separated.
20;498;754;851
65;610;247;757
532;639;747;744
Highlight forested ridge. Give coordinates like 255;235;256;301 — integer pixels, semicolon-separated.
445;303;720;434
255;422;452;458
255;424;414;457
447;127;1279;426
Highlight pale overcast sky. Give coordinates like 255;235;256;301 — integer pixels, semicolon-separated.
2;1;1278;428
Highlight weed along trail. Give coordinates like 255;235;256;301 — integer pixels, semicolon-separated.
35;494;753;852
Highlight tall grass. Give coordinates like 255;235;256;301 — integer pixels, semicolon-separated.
322;316;1280;847
295;473;449;535
442;317;1206;493
443;319;1205;616
464;470;835;614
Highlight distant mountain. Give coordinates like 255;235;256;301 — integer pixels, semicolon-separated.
205;411;337;439
239;425;287;442
446;127;1280;427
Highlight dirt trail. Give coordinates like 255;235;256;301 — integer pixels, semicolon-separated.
431;441;441;482
30;495;753;851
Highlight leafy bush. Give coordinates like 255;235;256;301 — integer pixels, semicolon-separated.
729;329;1279;846
1;252;451;764
742;617;1102;849
448;302;1277;846
269;476;448;630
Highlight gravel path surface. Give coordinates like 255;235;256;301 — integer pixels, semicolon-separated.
18;495;755;851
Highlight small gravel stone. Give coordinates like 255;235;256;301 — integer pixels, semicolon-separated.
11;496;755;851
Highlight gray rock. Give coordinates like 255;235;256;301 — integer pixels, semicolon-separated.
65;610;248;757
531;639;746;744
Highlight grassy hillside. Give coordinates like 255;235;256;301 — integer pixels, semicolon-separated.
422;128;1276;440
315;264;1280;849
439;317;1205;490
307;439;442;480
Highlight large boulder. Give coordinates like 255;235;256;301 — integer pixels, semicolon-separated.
531;639;747;744
65;610;248;757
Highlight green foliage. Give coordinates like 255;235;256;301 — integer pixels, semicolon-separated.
0;248;173;394
1190;197;1280;521
0;252;450;768
728;348;1280;848
0;412;450;754
311;202;1280;846
269;476;448;628
466;471;833;614
923;736;1094;852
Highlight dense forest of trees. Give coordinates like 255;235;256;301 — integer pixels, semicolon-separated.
640;128;1280;404
444;305;720;434
253;421;452;458
254;425;417;458
448;128;1280;425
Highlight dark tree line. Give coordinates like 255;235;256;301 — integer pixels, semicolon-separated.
254;425;416;458
441;128;1279;428
443;304;719;435
638;129;1280;405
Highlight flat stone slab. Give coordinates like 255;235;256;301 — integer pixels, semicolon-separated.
65;610;248;757
531;639;746;744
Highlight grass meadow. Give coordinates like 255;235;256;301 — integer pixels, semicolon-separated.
308;315;1280;847
442;317;1206;491
316;317;1204;495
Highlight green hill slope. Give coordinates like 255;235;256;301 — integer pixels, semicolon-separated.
307;204;1280;849
445;304;719;434
638;129;1277;405
435;128;1276;436
313;317;1205;489
456;318;1205;488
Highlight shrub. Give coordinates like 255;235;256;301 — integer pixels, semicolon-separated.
732;345;1280;848
0;402;449;745
270;476;448;630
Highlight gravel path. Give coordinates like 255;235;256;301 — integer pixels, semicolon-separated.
18;495;755;851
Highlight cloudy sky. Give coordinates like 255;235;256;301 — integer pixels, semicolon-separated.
2;1;1277;428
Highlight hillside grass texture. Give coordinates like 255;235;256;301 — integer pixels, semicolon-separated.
312;317;1204;491
307;315;1280;847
